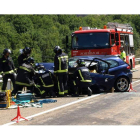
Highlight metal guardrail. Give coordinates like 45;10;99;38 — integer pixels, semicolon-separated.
135;58;140;65
135;58;140;62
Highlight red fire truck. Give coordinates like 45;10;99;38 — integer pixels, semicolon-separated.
70;22;135;69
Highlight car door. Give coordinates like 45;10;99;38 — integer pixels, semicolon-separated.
89;59;115;91
90;72;115;91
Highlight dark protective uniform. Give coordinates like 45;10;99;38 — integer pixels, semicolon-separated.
34;70;55;97
68;74;78;96
18;54;29;66
0;56;16;90
74;66;92;96
54;52;68;96
12;63;35;95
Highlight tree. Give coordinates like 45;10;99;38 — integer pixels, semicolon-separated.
0;14;139;66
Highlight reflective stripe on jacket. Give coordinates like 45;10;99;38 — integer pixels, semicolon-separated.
74;67;92;83
120;51;126;62
54;53;68;73
35;70;54;88
16;63;35;86
0;56;16;74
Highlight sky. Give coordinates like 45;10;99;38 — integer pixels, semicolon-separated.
1;0;140;14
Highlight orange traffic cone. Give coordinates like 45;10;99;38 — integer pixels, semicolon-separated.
11;105;28;123
129;83;136;92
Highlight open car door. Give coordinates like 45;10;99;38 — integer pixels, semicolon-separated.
88;58;115;92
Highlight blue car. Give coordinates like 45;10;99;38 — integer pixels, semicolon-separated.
39;62;54;73
39;55;132;93
69;55;132;92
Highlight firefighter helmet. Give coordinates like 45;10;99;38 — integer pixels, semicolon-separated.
35;63;46;71
27;57;34;64
77;59;85;66
23;47;31;54
3;49;12;55
53;46;62;53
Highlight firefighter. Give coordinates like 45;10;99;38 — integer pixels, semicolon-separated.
11;57;35;96
68;74;78;97
73;59;92;96
120;46;126;62
0;49;16;91
34;64;56;98
54;46;68;97
18;47;32;66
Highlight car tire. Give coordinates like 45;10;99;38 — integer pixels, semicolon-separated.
114;76;130;92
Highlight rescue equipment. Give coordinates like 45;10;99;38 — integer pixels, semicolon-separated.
11;105;28;123
0;90;11;108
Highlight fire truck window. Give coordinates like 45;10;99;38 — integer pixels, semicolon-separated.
124;35;129;55
120;35;125;46
111;34;115;45
130;47;134;55
72;33;110;49
72;36;79;46
125;36;129;46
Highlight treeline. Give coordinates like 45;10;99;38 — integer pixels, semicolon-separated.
0;15;140;67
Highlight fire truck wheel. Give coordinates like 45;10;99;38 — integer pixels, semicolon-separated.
130;59;133;70
114;76;129;92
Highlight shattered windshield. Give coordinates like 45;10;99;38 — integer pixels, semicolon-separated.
69;58;91;68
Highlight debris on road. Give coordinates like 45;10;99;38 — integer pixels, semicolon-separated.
0;91;57;109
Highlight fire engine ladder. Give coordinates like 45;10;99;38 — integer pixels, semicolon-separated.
107;22;133;31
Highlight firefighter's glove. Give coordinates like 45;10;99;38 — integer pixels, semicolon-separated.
14;68;17;74
30;82;35;86
34;84;40;88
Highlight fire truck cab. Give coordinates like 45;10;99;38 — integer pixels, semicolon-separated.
70;22;135;69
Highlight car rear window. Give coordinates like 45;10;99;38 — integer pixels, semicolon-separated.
106;60;119;68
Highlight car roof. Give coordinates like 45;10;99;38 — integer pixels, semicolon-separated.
70;55;117;60
39;55;126;68
69;55;125;64
40;62;54;65
39;62;54;70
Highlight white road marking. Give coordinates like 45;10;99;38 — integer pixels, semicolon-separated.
135;65;140;68
2;78;140;126
132;83;140;88
132;79;140;84
2;94;100;126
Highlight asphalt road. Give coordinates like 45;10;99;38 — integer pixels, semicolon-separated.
16;81;140;125
2;65;140;125
16;92;140;125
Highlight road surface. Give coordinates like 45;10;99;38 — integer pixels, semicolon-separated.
1;65;140;125
16;85;140;125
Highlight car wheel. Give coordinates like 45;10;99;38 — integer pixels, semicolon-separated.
115;76;129;92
